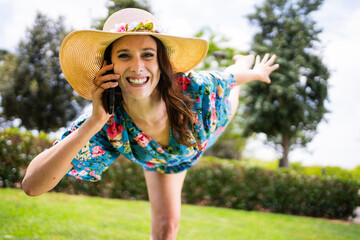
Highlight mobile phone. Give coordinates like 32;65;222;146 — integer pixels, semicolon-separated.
106;81;115;114
103;71;116;115
102;50;116;114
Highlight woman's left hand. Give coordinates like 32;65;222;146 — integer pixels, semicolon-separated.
252;53;279;84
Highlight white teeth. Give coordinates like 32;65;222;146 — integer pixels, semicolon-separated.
128;77;148;85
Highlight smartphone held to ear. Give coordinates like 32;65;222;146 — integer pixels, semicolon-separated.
102;69;116;115
102;51;117;114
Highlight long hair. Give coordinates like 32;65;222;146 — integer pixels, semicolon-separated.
103;37;196;147
152;36;196;147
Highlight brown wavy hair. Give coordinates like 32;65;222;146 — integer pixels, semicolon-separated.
103;36;196;147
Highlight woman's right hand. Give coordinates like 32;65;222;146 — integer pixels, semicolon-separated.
91;61;120;125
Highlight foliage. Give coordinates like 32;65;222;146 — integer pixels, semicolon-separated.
2;128;359;220
243;0;330;167
0;49;9;61
290;162;360;182
0;128;52;188
0;13;87;132
184;161;360;219
194;27;240;71
93;0;152;30
0;51;17;93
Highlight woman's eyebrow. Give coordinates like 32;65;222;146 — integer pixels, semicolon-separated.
142;48;156;52
115;48;156;54
116;49;130;54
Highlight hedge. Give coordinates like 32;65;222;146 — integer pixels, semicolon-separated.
0;128;52;188
1;128;359;219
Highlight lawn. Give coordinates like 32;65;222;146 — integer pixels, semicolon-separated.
1;188;359;240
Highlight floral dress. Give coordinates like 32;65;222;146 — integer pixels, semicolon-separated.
60;71;236;182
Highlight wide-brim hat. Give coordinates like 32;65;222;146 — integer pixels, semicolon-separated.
59;8;209;100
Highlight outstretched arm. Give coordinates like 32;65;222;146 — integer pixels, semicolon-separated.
226;53;279;85
22;62;119;196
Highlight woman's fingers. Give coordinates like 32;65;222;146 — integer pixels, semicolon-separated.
103;81;118;89
94;62;120;89
93;80;118;96
255;55;261;65
267;54;277;66
96;74;120;85
261;53;270;64
270;64;280;72
95;63;112;78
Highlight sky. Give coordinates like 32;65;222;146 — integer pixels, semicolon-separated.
0;0;359;169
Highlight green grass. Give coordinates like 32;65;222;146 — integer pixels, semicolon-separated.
1;188;359;240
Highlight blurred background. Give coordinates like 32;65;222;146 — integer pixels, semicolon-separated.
0;0;359;169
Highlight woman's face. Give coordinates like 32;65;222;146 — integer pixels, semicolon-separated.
111;35;161;101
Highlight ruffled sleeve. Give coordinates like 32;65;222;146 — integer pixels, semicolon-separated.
55;112;120;182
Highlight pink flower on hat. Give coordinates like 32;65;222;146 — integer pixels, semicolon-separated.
109;21;161;33
112;23;127;33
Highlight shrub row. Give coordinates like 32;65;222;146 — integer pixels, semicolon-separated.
182;161;360;219
0;128;52;188
1;128;359;219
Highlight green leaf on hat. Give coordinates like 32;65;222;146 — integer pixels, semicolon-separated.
134;22;144;31
144;22;154;30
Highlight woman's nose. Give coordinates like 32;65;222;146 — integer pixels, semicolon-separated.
129;55;144;73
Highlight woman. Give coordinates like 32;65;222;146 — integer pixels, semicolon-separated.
22;8;279;240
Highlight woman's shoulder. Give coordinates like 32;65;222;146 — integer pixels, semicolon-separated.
175;71;210;92
175;70;235;93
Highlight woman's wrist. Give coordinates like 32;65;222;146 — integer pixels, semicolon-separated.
231;69;262;85
83;115;108;135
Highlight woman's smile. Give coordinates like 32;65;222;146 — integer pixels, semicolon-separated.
126;76;150;86
111;35;161;100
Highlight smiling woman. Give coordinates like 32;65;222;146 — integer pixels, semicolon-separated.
110;36;161;100
21;8;278;240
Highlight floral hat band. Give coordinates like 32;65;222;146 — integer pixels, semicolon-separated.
59;8;209;100
110;21;162;33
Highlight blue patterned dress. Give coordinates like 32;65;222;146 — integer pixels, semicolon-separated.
57;71;236;181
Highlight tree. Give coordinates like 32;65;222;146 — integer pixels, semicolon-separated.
93;0;152;30
0;13;86;132
242;0;330;167
0;50;16;93
195;27;247;160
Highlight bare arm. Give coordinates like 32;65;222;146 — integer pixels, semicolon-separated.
226;53;279;85
22;118;106;196
22;62;119;196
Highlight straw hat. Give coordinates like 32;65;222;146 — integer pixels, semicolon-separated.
59;8;209;100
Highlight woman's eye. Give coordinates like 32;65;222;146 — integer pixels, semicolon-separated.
143;52;155;58
118;54;129;59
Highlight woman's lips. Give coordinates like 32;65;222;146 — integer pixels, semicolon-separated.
126;77;149;85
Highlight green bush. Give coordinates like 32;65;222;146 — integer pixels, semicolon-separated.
290;162;360;182
0;128;52;188
183;162;360;219
1;128;359;220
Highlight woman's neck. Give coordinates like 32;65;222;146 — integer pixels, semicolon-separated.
122;94;167;125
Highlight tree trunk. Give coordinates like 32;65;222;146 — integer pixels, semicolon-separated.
279;134;290;168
